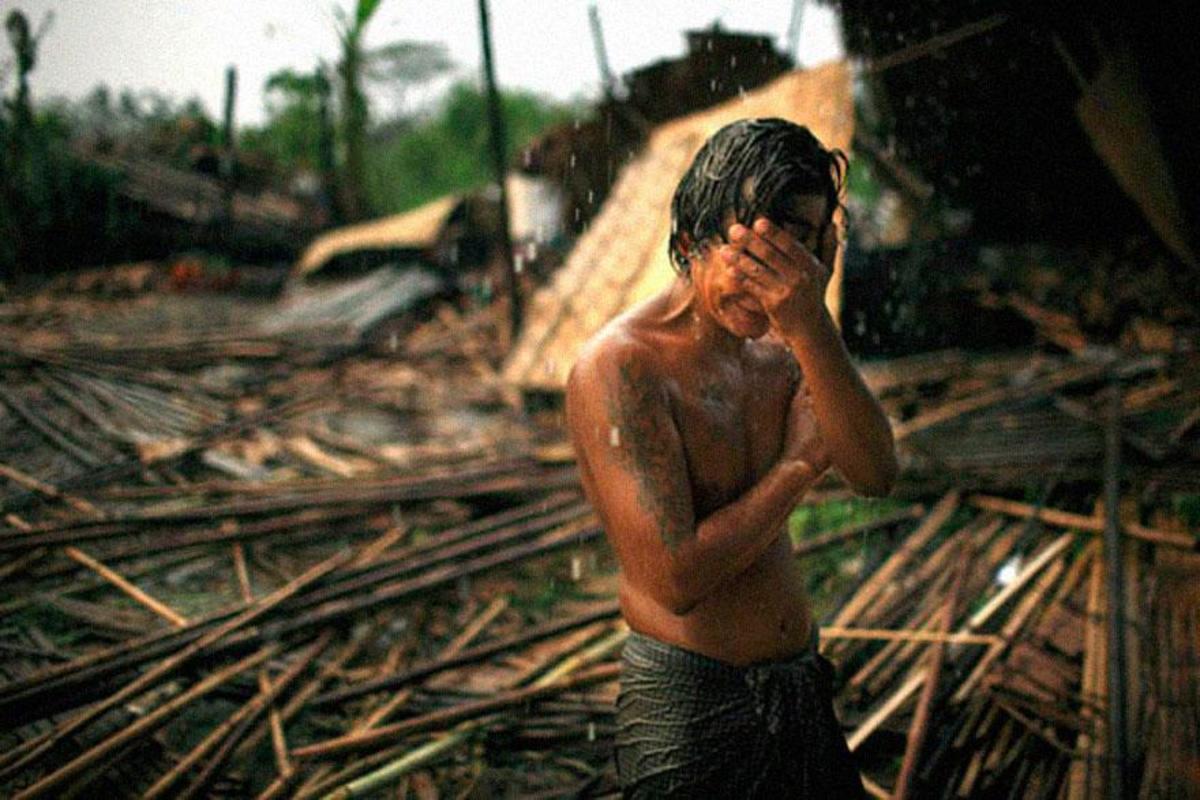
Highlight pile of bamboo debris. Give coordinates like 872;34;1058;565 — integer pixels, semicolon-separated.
1;281;1198;797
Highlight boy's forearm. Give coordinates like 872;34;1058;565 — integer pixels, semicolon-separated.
666;460;816;613
783;310;897;494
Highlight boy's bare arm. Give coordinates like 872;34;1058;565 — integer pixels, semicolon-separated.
566;341;820;615
725;219;898;496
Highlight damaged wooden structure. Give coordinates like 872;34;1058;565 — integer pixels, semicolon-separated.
3;7;1199;795
2;244;1199;798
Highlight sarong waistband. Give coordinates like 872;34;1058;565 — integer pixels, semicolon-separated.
622;627;821;679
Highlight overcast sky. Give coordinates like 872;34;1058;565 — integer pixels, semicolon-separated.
12;1;844;125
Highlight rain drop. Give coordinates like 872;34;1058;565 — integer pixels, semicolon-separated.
996;556;1022;587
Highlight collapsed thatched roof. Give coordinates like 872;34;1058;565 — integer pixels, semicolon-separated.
295;196;462;278
503;63;854;393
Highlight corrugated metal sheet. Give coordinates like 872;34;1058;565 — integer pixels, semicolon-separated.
261;266;443;337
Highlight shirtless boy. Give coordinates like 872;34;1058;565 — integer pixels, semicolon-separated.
565;118;897;797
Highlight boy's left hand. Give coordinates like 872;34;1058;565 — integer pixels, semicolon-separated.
721;218;836;339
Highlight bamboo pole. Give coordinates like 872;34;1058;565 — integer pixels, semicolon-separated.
0;466;580;552
141;633;329;799
266;625;372;733
443;596;509;656
312;600;619;707
63;546;189;627
951;556;1069;703
892;361;1105;439
232;542;294;786
2;542;355;785
845;532;1076;752
1102;379;1130;800
0;461;103;516
828;490;960;639
319;729;472;800
0;385;105;466
1068;558;1107;799
527;625;627;687
13;644;278;800
294;663;620;760
1;518;606;725
311;623;626;797
821;627;1000;646
246;630;375;800
291;595;509;799
969;494;1195;549
894;541;969;799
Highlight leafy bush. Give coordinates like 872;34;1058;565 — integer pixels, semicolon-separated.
364;80;577;214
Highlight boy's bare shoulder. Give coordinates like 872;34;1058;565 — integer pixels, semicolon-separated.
568;311;665;397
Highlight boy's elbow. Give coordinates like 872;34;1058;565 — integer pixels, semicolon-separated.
857;475;896;498
666;595;699;616
660;584;698;616
854;454;899;497
659;571;702;616
875;462;901;496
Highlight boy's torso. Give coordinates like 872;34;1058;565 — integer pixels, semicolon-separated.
583;298;815;666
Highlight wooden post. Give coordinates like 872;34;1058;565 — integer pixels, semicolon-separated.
477;0;521;344
588;4;615;99
221;65;238;239
1103;377;1129;799
893;540;969;799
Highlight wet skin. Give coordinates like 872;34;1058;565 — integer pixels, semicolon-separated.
566;195;897;666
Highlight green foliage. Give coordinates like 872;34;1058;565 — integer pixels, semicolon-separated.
788;496;912;619
364;80;574;214
845;155;881;208
240;67;328;173
787;495;909;544
354;0;384;31
1174;493;1200;530
1;10;130;283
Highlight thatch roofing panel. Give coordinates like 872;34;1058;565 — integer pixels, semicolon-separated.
295;195;461;277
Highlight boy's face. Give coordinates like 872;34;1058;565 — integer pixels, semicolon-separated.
687;193;834;339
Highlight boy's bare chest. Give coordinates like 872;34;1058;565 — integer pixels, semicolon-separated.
668;369;788;515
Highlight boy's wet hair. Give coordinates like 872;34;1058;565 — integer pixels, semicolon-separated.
668;118;848;274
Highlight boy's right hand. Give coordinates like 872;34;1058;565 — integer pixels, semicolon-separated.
782;389;831;474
